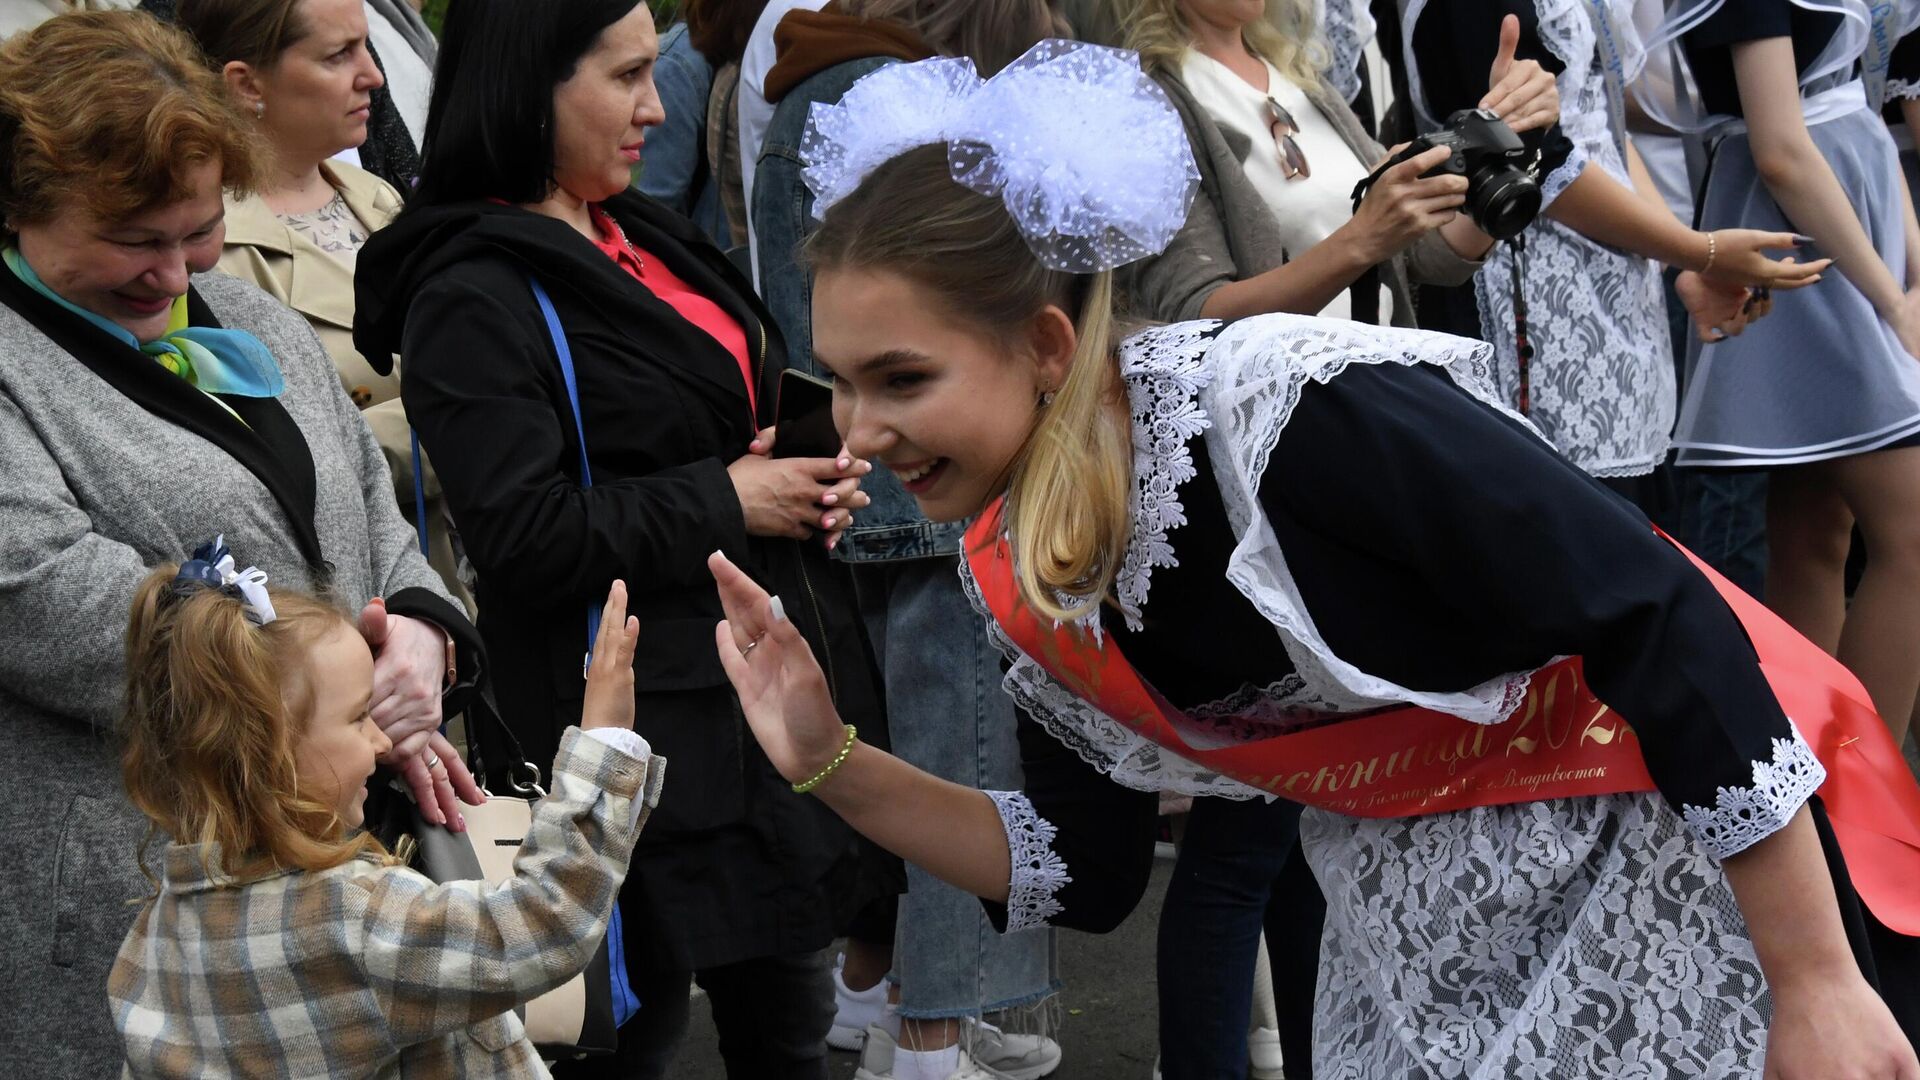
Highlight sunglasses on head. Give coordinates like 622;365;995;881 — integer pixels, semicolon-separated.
1266;97;1311;181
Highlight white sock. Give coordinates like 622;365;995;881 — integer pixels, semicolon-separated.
894;1044;962;1080
877;1004;902;1040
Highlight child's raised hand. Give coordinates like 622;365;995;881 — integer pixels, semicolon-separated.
581;580;640;732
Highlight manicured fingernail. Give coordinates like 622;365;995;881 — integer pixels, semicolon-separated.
822;492;839;505
822;514;837;528
454;814;466;831
837;456;851;469
769;595;787;622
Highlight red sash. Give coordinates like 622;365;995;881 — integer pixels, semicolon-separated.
965;506;1920;933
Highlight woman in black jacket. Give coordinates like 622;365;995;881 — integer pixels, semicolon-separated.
353;2;894;1076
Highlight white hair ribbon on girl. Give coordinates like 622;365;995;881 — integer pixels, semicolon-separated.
799;39;1202;274
174;535;278;626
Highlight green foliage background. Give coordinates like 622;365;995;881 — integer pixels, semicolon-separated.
421;0;683;36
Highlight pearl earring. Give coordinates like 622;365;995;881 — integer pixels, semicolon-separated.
254;101;266;118
1038;387;1057;408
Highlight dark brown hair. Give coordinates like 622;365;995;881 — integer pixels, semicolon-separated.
0;10;261;229
842;0;1064;75
683;0;769;66
176;0;309;69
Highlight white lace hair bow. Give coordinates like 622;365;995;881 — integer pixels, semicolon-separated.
800;39;1201;274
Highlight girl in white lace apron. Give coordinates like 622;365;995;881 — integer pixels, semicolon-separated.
709;41;1920;1079
1395;0;1828;488
1640;0;1920;758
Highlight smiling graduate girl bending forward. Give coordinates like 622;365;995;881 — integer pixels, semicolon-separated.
710;40;1920;1079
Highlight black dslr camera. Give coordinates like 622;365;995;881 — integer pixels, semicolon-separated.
1353;108;1542;240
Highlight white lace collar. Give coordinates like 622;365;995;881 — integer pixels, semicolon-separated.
1110;320;1224;632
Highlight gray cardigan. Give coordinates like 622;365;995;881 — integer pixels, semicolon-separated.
0;273;461;1075
1123;66;1484;327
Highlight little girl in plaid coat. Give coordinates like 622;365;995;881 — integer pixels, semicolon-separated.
107;546;662;1078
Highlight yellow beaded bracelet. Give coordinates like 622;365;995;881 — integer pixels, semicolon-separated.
792;724;858;794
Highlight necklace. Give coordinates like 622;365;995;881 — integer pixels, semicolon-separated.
597;210;647;274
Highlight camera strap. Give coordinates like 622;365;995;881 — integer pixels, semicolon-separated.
1508;233;1533;416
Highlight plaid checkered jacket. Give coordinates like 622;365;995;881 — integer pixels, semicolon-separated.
109;727;663;1078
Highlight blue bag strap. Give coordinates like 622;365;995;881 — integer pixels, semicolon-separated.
532;275;638;1028
529;277;603;676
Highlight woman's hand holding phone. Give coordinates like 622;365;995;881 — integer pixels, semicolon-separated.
730;425;872;546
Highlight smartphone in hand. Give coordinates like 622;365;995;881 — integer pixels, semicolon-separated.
772;369;842;460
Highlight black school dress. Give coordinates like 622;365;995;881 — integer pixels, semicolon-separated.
1665;0;1920;467
962;316;1914;1075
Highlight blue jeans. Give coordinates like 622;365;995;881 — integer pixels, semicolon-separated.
633;23;729;250
1157;795;1319;1080
852;556;1060;1018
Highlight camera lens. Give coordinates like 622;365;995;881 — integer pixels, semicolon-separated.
1468;166;1542;240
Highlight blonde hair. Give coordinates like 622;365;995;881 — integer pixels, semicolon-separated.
1120;0;1327;90
120;566;391;886
0;10;261;231
807;146;1130;625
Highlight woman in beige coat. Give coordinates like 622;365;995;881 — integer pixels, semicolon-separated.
180;0;472;610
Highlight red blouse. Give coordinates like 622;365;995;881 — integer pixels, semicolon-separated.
589;203;755;414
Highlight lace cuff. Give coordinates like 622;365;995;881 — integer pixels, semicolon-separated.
1540;143;1589;208
1889;78;1920;101
1679;726;1826;860
987;790;1072;933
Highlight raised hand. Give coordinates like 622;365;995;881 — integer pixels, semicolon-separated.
581;580;640;732
1481;15;1560;133
708;550;849;786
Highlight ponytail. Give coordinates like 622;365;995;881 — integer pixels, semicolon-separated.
1004;273;1131;623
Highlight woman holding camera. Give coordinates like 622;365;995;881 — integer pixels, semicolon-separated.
1122;0;1556;329
1396;0;1828;494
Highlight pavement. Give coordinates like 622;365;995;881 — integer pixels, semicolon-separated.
673;858;1174;1080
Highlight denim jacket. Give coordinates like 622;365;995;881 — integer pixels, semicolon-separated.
637;23;730;251
754;57;965;562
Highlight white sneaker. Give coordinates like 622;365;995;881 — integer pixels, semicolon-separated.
968;1017;1062;1080
855;1025;1002;1080
830;953;891;1052
1248;1025;1285;1080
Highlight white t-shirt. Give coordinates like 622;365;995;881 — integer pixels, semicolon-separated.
1179;49;1387;321
739;0;831;288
